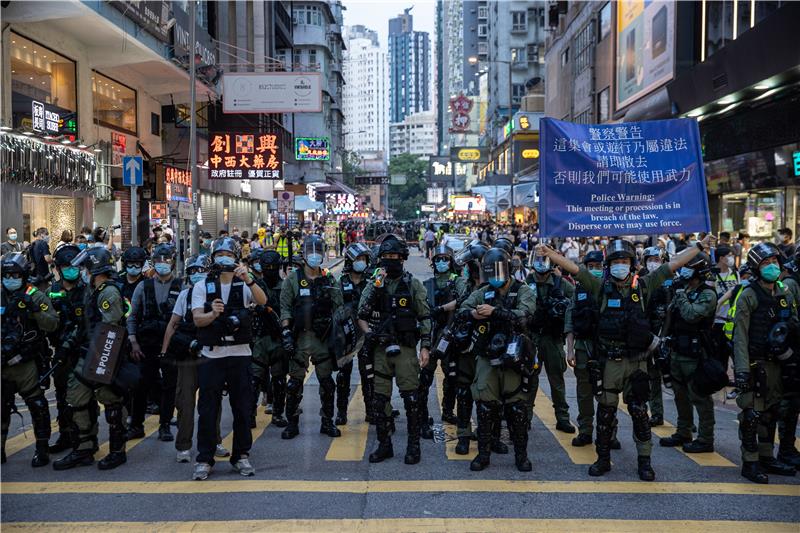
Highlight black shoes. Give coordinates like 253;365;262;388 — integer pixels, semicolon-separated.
470;452;490;471
659;433;692;447
759;457;796;477
588;456;611;476
272;414;288;428
125;425;145;441
572;433;593;447
421;417;434;440
649;415;664;427
98;451;127;470
637;456;656;481
320;418;342;438
52;449;95;470
158;423;174;442
281;417;300;440
31;444;49;468
777;449;800;470
369;442;394;463
441;410;458;425
683;440;714;454
741;461;769;484
455;437;470;455
555;421;576;434
335;412;348;426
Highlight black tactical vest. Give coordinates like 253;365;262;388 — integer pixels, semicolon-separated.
85;281;126;340
195;275;253;348
572;281;598;340
340;273;365;309
671;286;716;338
292;268;335;335
597;280;652;353
747;282;793;358
1;286;44;365
49;280;87;339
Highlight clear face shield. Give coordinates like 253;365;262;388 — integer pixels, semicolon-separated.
484;260;509;288
303;239;325;268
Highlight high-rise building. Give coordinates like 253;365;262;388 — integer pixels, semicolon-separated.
342;25;388;161
388;7;431;125
389;111;437;159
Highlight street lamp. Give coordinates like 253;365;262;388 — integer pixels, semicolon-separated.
469;55;515;223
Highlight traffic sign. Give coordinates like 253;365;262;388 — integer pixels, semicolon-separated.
277;191;295;213
122;156;143;186
355;175;389;186
497;198;511;210
390;174;407;185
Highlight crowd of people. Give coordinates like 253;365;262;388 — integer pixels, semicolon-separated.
1;220;798;486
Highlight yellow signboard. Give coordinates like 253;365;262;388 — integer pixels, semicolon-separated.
617;0;644;32
522;149;540;159
457;148;482;161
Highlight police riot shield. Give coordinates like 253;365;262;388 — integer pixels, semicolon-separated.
82;323;126;385
329;305;364;368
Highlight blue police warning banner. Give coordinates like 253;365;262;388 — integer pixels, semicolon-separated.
539;117;710;237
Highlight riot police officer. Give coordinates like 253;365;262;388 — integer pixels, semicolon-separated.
336;242;372;424
246;248;271;425
279;235;343;439
658;253;718;453
53;247;130;470
46;245;88;454
641;246;670;426
1;253;58;466
254;250;289;427
358;235;431;464
540;236;713;481
127;243;183;442
461;247;537;472
732;242;799;483
420;244;467;436
778;248;800;469
120;246;147;302
526;247;575;433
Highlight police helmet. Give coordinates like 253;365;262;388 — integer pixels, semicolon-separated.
738;264;751;277
291;253;304;269
683;252;712;279
454;240;488;267
642;246;664;262
1;252;30;279
604;239;636;266
72;247;115;275
121;246;147;266
184;254;211;275
151;243;177;262
583;251;605;266
247;248;266;265
260;250;282;271
53;244;81;267
492;236;515;255
514;247;528;262
345;242;371;263
378;235;409;260
302;234;326;259
211;236;241;259
746;242;781;272
481;247;510;285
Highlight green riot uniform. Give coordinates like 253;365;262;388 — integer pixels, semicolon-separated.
335;272;368;424
250;276;288;425
732;279;799;469
1;285;58;465
526;273;574;427
664;283;718;446
564;281;597;441
575;264;672;463
279;267;343;437
65;282;127;456
777;275;800;468
643;274;672;423
454;277;483;440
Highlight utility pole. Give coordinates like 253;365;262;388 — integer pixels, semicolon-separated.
508;60;515;222
189;0;199;256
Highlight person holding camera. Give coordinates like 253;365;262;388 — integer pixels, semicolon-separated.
357;234;431;465
279;235;343;440
1;252;58;467
126;244;183;443
526;246;575;433
191;237;266;480
459;246;536;472
539;235;714;481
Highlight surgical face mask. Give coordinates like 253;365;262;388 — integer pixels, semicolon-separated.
214;255;236;267
81;270;91;285
488;277;505;288
126;266;142;277
725;256;735;268
760;263;781;282
189;272;207;285
252;263;263;273
352;260;367;273
306;253;323;268
533;258;550;274
154;263;172;276
609;263;630;281
84;234;91;240
43;235;50;243
61;266;80;281
435;260;450;273
2;277;23;291
601;239;609;246
589;268;603;278
203;239;212;246
8;233;17;241
679;267;695;280
646;261;661;273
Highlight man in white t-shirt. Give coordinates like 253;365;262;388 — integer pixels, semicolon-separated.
560;238;580;262
190;238;267;480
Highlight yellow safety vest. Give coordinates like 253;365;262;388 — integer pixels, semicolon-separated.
276;236;289;258
723;280;784;341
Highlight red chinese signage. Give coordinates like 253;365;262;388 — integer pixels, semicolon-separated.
208;132;283;180
156;164;192;202
449;93;473;133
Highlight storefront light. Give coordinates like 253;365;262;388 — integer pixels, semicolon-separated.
754;84;770;90
686;109;702;118
718;96;735;105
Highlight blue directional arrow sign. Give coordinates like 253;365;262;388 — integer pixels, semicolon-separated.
122;155;143;187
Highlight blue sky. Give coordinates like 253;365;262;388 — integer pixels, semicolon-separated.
341;0;437;50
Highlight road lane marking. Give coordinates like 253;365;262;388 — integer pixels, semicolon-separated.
325;385;369;461
97;414;159;458
6;406;105;458
3;479;797;496
434;367;470;461
533;389;596;465
650;420;736;467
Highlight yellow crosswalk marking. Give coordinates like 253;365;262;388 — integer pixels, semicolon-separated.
2;479;797;496
650;420;736;467
325;385;369;461
2;520;797;533
96;414;158;458
434;368;471;460
533;389;596;465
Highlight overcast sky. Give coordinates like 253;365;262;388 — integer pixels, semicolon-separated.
341;0;437;50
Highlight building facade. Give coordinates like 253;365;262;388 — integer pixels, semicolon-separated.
388;8;431;125
389;111;436;159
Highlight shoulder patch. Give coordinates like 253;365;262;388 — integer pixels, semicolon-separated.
101;300;111;310
39;303;49;311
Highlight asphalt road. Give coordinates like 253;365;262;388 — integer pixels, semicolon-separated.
2;253;799;531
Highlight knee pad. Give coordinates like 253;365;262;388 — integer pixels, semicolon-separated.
626;370;651;405
25;395;49;419
372;393;390;415
628;402;651;442
104;403;124;425
419;366;434;387
597;404;617;425
758;408;774;428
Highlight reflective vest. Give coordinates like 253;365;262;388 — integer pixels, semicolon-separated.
276;236;290;258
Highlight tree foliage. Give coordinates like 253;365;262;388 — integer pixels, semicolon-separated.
388;153;428;220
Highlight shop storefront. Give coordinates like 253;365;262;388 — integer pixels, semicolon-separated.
705;142;799;240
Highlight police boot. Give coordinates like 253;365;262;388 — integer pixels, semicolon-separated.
759;456;797;477
637;456;656;481
418;369;434;439
335;371;350;426
50;395;74;453
741;461;769;484
362;379;375;424
98;404;127;470
27;395;51;467
271;376;288;427
610;417;622;450
589;405;616;477
470;402;493;471
403;391;422;465
441;378;457;425
281;378;303;440
491;415;509;455
369;394;394;463
319;377;342;438
777;406;800;469
52;446;95;470
506;402;531;472
455;387;473;456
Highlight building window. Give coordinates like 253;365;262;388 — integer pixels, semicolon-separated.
574;109;592;125
526;44;539;64
598;87;610;122
598;2;611;41
573;23;593;74
511;47;526;64
478;24;487;37
308;49;318;70
93;72;137;135
561;47;569;66
293;5;323;26
704;0;734;59
150;112;160;136
9;33;77;133
511;11;527;32
478;42;489;56
478;5;488;19
512;83;525;104
293;49;302;69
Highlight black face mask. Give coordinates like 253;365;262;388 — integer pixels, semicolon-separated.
380;258;403;278
264;269;280;286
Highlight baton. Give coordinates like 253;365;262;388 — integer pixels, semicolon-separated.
38;359;64;387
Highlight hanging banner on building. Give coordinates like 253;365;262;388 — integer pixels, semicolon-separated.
208;132;282;180
616;0;675;109
222;73;323;113
111;132;126;166
538;117;710;237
